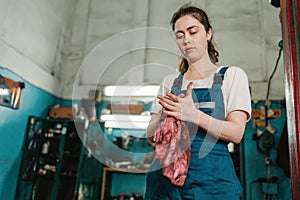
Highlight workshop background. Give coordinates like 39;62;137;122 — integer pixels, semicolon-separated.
0;0;298;200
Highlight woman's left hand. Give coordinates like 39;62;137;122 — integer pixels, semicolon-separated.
157;82;199;123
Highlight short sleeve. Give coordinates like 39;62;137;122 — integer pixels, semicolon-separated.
223;67;252;121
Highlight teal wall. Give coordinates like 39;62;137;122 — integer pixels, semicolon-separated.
0;67;62;200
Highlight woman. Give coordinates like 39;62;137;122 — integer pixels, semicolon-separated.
145;5;251;200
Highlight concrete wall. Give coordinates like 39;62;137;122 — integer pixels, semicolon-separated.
65;0;284;100
0;0;79;96
0;0;283;100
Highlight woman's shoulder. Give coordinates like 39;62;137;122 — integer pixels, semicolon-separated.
223;66;248;78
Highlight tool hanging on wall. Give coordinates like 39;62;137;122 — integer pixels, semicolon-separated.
252;103;277;156
0;74;25;109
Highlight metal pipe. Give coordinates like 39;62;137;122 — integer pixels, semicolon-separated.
280;0;300;198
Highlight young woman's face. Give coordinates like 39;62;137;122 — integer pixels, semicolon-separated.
174;14;212;63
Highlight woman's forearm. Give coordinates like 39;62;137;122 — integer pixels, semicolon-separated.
193;110;248;144
146;113;160;143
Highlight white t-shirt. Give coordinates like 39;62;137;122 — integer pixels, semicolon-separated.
151;66;252;121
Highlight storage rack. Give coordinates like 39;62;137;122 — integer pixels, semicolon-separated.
16;116;86;200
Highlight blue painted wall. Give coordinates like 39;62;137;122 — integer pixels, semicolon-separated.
0;67;62;200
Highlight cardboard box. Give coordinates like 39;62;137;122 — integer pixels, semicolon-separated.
107;104;144;114
49;106;74;119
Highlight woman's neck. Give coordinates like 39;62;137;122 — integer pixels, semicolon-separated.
185;59;218;80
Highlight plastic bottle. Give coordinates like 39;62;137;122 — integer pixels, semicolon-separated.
129;194;135;200
41;141;50;154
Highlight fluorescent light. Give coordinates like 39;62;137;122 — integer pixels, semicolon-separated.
100;114;151;122
104;121;149;129
103;85;159;97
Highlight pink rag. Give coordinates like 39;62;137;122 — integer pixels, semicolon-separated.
154;116;191;186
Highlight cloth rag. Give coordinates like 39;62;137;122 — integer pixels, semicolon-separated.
154;116;191;186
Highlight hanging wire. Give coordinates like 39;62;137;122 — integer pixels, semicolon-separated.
266;41;283;100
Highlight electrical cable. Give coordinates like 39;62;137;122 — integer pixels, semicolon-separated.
266;41;283;100
264;41;282;129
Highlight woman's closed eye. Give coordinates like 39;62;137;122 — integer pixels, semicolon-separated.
175;32;185;39
188;27;200;35
190;31;198;35
175;30;199;40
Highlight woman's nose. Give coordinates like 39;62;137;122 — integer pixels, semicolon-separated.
183;34;192;44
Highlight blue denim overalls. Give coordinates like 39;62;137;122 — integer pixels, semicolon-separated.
145;67;242;200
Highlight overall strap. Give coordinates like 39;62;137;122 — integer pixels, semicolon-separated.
212;66;229;89
171;67;229;93
171;72;185;96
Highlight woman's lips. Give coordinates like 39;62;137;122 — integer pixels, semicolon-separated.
185;47;196;52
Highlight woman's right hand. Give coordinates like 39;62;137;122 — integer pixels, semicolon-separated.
157;82;200;124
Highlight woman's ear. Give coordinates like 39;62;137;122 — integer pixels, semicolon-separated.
207;28;212;41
